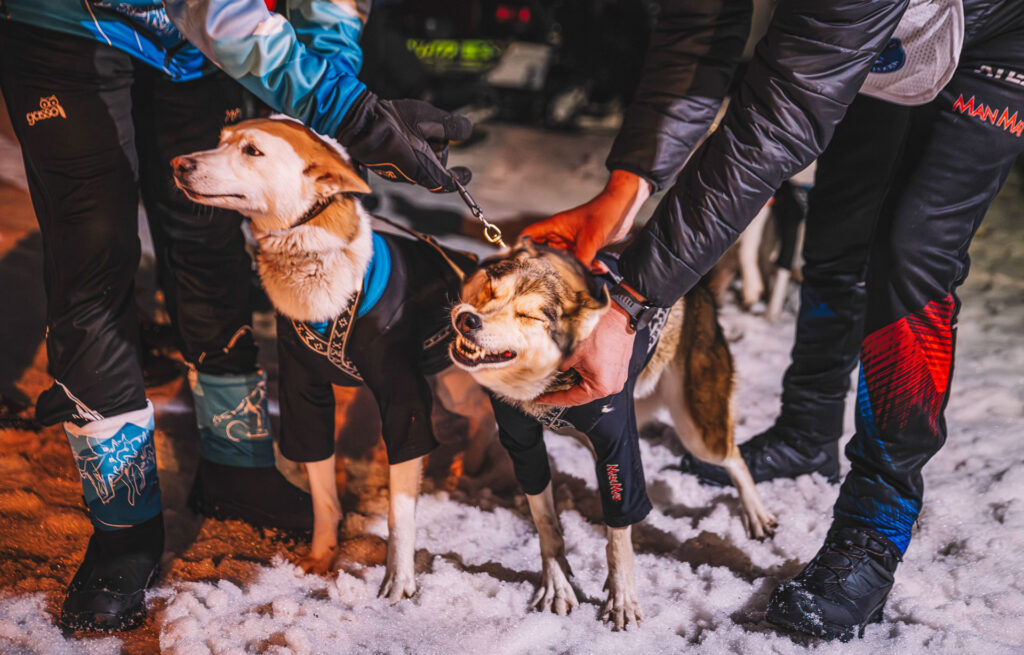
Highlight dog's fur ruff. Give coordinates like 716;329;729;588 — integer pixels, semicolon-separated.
450;241;777;628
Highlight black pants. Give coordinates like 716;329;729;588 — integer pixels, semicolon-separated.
779;31;1024;552
0;22;258;425
774;95;912;449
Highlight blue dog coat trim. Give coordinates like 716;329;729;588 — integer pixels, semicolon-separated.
307;232;392;335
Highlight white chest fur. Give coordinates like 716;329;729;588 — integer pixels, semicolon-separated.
253;204;373;323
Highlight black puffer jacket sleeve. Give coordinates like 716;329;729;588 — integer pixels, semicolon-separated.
606;0;752;192
618;0;908;308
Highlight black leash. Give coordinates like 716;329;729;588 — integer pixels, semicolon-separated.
370;214;473;282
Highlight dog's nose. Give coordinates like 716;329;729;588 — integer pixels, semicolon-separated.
455;311;482;335
171;155;196;174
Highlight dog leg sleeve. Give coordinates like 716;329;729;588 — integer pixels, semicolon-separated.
64;401;161;531
189;370;274;468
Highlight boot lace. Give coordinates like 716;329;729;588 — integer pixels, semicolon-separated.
817;536;889;581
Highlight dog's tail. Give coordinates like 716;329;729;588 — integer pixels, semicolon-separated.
679;282;735;459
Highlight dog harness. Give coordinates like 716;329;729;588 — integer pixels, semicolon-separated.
276;232;476;465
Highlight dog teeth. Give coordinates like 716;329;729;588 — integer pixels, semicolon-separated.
455;334;515;364
457;335;483;359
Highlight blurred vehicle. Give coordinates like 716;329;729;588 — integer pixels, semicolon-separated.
360;0;657;127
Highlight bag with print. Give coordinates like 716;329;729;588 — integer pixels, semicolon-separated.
860;0;964;106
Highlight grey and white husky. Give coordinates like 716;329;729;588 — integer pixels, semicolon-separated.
450;240;776;629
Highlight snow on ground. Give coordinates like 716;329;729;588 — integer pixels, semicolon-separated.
1;122;1022;654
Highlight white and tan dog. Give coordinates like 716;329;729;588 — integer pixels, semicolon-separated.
450;241;777;629
172;116;494;602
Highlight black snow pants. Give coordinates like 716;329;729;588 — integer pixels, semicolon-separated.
773;94;911;451
0;21;259;426
779;24;1024;552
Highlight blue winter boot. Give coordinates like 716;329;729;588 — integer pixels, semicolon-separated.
187;370;312;530
61;401;163;632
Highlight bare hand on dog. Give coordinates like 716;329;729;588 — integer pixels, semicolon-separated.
536;304;635;407
520;170;650;267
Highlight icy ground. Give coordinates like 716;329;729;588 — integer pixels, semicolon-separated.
0;121;1022;654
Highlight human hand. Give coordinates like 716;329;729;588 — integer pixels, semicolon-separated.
520;170;650;267
337;90;473;193
535;303;635;407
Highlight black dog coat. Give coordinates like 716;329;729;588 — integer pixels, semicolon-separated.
276;232;475;464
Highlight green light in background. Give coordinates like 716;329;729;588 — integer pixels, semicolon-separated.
406;39;503;71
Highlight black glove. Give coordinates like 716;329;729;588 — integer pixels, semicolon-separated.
337;90;473;193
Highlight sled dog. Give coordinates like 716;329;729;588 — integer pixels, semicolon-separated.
450;239;776;628
173;116;494;601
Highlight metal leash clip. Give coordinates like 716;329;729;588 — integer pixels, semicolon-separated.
453;177;507;248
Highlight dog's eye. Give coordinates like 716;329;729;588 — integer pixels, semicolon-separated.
516;313;544;323
242;143;264;157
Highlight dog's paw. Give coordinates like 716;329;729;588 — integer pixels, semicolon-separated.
600;577;643;631
741;505;779;540
529;556;578;616
741;281;764;310
298;545;339;575
378;565;417;604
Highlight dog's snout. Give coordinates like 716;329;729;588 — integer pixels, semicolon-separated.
171;155;196;175
455;311;482;335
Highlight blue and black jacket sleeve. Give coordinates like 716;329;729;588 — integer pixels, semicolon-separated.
164;0;370;136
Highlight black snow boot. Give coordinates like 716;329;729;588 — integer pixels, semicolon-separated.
60;512;164;632
678;427;840;486
188;459;314;532
765;523;901;642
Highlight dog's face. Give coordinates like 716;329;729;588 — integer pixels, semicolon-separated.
171;117;370;231
450;239;609;400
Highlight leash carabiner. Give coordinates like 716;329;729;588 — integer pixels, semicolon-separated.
453;176;507;248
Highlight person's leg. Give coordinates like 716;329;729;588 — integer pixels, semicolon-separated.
767;48;1024;640
684;94;912;485
0;21;163;632
132;69;311;528
777;95;908;442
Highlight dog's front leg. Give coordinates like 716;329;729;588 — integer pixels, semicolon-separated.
526;483;578;616
601;525;642;631
379;456;422;603
299;456;342;574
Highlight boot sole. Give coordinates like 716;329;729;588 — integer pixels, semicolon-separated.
767;600;885;642
58;564;160;634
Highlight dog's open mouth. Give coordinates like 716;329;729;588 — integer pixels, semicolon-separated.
450;334;516;367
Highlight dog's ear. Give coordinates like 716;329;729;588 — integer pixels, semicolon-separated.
308;157;372;197
518;235;540;256
572;285;610;344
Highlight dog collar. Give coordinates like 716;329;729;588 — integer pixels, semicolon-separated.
593;252;659;331
291;193;343;229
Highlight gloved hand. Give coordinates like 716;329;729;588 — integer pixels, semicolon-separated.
337;90;473;193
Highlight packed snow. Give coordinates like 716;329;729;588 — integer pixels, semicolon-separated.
0;124;1022;654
